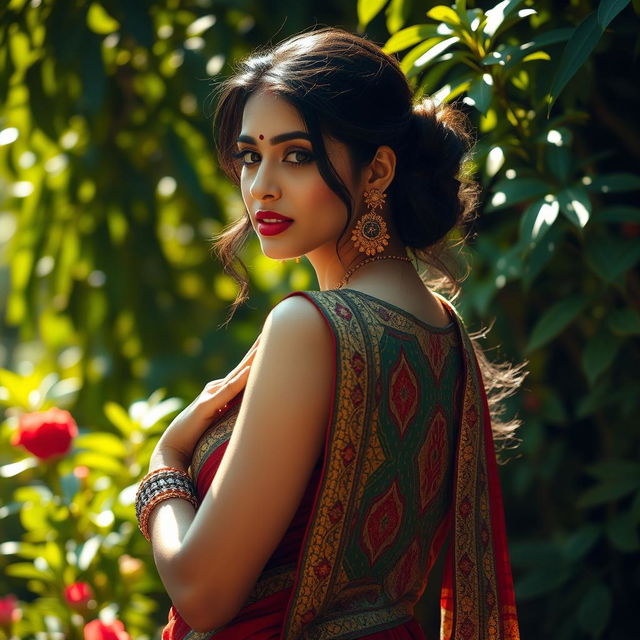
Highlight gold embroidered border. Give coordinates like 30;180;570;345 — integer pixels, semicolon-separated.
442;296;501;640
304;601;414;639
281;291;371;638
190;403;240;481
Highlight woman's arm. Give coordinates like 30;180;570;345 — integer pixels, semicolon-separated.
154;295;333;632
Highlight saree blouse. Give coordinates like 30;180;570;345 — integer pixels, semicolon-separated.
161;288;520;639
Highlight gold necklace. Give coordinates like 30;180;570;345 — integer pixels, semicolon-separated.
336;254;413;289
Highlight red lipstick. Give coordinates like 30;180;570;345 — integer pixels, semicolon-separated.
256;210;294;237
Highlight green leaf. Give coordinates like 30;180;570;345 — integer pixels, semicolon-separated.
400;36;459;75
520;196;559;244
522;223;563;288
561;524;600;562
608;308;640;335
577;583;612;636
546;13;603;115
5;562;54;581
481;28;573;69
0;457;39;478
585;230;640;282
509;539;563;568
575;381;624;418
557;184;591;228
426;5;461;26
544;145;572;185
400;37;442;74
385;0;411;34
86;2;120;34
526;294;589;352
104;401;136;436
466;73;494;114
597;205;640;222
577;477;640;508
20;501;50;532
581;326;620;385
584;460;640;482
481;0;527;37
74;451;127;475
384;24;439;53
487;177;550;211
585;172;640;193
606;509;640;552
358;0;389;29
74;432;129;458
597;0;631;28
516;565;573;600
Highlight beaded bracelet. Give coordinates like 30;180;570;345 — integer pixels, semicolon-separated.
135;466;199;541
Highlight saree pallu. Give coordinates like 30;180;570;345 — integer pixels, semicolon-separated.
162;289;520;639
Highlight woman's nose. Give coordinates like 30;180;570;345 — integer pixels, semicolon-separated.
249;161;281;201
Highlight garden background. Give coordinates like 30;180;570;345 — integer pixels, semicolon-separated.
1;0;639;638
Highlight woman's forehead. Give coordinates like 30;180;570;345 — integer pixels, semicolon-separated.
241;91;304;133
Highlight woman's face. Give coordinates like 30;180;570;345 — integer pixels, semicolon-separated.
236;90;359;261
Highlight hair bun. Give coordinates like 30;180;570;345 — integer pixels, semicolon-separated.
390;96;476;249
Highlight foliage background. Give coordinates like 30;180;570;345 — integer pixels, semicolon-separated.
1;0;639;638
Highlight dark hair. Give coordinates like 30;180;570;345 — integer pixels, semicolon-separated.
209;26;527;452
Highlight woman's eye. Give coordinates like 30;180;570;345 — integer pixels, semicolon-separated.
284;149;313;165
233;150;259;165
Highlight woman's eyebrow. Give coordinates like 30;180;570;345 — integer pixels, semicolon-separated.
236;131;312;145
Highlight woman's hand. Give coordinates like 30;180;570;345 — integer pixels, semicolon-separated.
151;334;261;468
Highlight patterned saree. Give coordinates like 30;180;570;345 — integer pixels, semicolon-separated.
162;289;520;639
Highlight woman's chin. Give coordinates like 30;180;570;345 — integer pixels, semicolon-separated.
260;246;298;261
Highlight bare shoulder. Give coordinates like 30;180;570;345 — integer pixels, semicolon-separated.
262;293;333;353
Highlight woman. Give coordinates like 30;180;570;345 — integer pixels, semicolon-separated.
134;27;527;640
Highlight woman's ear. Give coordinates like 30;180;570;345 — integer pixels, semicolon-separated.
363;145;396;193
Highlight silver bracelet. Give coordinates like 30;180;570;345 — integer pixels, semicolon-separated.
135;466;199;541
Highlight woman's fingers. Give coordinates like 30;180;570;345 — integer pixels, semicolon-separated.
210;365;251;414
204;333;261;396
235;335;261;370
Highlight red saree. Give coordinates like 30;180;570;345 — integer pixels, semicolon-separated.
161;289;520;639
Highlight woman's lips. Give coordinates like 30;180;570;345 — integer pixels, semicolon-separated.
257;220;294;236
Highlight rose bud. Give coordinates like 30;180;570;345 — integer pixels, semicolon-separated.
11;407;78;460
83;618;131;640
0;594;22;629
64;582;94;611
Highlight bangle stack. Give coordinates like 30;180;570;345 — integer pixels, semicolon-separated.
134;466;199;541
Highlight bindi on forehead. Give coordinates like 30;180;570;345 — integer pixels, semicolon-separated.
259;134;264;140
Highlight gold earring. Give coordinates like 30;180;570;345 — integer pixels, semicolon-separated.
351;188;390;256
279;257;302;263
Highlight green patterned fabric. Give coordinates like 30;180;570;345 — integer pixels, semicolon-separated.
277;289;464;639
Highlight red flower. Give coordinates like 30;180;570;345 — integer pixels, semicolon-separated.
64;582;94;610
11;407;78;460
0;594;21;627
83;619;131;640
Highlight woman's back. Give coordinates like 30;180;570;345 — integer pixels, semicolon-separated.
163;288;464;639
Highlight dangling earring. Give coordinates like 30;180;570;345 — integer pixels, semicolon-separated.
351;188;390;256
279;257;302;263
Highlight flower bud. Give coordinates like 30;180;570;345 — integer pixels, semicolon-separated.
11;407;78;460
